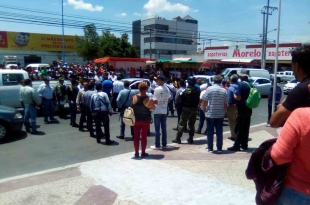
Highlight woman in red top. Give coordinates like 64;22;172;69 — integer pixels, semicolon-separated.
131;82;155;158
271;107;310;205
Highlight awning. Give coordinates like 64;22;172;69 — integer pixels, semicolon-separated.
172;59;198;63
221;59;254;63
94;57;155;63
173;58;192;61
157;58;171;63
200;61;212;67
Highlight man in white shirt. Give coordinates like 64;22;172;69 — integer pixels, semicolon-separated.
151;75;171;149
109;72;117;82
112;76;124;112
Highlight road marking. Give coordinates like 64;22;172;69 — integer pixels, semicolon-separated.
0;123;267;183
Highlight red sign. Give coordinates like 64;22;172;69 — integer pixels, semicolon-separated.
0;31;8;48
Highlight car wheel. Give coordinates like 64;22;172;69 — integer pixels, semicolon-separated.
0;122;9;141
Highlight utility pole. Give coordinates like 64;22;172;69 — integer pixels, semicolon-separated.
261;0;278;69
61;0;65;64
261;10;266;69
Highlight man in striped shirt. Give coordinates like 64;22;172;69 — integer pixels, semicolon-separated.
203;75;228;153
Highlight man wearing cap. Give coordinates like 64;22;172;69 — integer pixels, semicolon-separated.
54;77;67;119
228;69;252;151
77;82;88;131
172;76;200;144
37;77;58;123
151;74;171;149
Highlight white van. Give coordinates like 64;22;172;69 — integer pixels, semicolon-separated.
0;70;29;108
25;63;50;72
221;68;270;81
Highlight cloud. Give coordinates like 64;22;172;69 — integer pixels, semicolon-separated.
67;0;103;12
116;13;127;17
144;0;191;16
193;9;198;12
133;12;142;16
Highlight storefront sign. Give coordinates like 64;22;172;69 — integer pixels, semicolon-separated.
204;47;292;61
0;31;78;52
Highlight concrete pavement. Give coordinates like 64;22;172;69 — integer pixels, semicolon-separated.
0;124;278;205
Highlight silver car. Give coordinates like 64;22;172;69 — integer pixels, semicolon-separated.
250;77;272;96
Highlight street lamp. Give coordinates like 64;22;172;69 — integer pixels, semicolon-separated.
61;0;66;64
260;29;277;37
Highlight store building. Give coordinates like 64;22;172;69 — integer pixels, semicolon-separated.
132;15;198;60
203;43;302;71
0;31;85;67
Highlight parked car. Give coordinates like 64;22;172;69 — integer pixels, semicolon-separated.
270;71;294;83
193;75;214;85
121;78;153;97
0;105;23;141
221;68;270;81
283;78;298;95
250;77;272;96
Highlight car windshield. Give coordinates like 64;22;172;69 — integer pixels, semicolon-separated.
221;69;230;76
200;78;210;84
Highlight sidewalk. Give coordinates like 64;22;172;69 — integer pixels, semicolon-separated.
0;124;277;205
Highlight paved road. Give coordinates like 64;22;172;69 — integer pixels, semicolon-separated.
0;97;271;179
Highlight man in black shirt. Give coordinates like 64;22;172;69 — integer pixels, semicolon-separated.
270;45;310;128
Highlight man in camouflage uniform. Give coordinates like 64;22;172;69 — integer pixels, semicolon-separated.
172;77;200;144
54;77;67;119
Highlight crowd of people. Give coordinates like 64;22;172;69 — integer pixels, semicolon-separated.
18;45;310;204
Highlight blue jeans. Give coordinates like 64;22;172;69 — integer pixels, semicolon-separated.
120;107;134;137
275;187;310;205
197;110;207;132
42;99;55;121
24;104;37;131
154;114;167;147
69;101;77;124
206;118;224;151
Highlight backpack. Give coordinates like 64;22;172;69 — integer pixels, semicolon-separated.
244;82;261;109
123;94;137;126
123;107;135;126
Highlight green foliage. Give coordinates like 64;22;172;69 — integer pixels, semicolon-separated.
77;24;100;61
77;24;139;61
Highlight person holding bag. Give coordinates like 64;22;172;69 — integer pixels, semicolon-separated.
131;82;155;158
116;80;138;140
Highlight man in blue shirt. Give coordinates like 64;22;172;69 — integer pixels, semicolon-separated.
102;73;113;98
116;80;139;140
90;83;115;145
228;69;252;151
267;80;282;126
226;74;239;141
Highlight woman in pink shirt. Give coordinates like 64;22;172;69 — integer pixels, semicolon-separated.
271;107;310;205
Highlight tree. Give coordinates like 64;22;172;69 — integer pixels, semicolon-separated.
78;25;139;60
77;24;100;61
98;31;139;58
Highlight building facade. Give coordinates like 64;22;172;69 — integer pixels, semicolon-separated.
132;15;198;60
0;31;85;67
